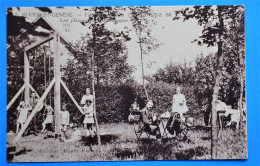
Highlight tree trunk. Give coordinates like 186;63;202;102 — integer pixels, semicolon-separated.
211;6;224;159
233;13;245;137
139;41;149;100
92;7;101;146
239;68;244;136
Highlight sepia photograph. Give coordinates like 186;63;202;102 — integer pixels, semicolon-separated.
6;6;246;162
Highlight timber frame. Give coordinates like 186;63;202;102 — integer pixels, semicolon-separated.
7;16;100;144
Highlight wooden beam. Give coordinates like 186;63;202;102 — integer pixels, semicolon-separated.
13;79;55;143
54;33;61;137
7;84;25;111
60;80;84;114
24;51;30;104
25;35;53;52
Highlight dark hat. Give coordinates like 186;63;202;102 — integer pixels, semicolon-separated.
86;99;93;103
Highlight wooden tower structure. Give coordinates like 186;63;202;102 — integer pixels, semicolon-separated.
7;16;100;144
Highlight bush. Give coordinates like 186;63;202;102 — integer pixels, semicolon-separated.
7;79;202;132
63;80;201;124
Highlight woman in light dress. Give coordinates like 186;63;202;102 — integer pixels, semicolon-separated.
171;87;188;120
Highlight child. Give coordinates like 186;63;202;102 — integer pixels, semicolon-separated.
63;123;81;143
41;105;54;134
16;101;32;134
60;104;70;138
83;99;95;137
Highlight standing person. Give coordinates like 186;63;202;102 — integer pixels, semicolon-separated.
172;87;188;120
81;88;93;105
83;99;95;137
81;88;95;137
16;101;32;134
60;104;70;139
29;92;38;110
137;100;161;139
29;91;43;135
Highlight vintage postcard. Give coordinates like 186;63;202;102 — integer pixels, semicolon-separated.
6;6;247;162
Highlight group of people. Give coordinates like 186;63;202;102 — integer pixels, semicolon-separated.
16;88;95;142
16;92;43;135
131;86;189;140
16;86;189;142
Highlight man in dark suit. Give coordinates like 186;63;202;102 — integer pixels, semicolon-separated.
137;100;161;139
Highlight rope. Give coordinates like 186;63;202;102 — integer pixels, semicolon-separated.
44;46;47;105
48;41;52;106
43;46;47;115
30;48;37;85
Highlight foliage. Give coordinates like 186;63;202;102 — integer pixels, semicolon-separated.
128;6;161;55
61;78;201;124
173;5;245;159
153;60;195;86
142;81;199;116
69;29;133;85
66;7;133;85
128;6;162;99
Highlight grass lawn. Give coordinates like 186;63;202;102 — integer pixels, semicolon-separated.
7;122;247;162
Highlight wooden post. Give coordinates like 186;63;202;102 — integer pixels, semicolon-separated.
60;80;84;114
54;33;61;138
7;85;25;111
24;51;30;103
13;79;55;143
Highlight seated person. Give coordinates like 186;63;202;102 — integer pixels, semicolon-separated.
16;101;32;134
41;105;54;134
216;100;229;112
61;123;81;143
166;112;182;137
130;98;140;112
128;98;141;123
137;100;161;139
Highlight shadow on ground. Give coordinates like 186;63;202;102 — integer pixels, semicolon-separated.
82;134;119;146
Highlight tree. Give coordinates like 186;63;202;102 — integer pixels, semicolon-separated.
70;30;133;86
129;6;161;100
65;7;133;145
174;5;245;159
222;6;245;136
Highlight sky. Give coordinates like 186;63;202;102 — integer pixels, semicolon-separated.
12;6;217;83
